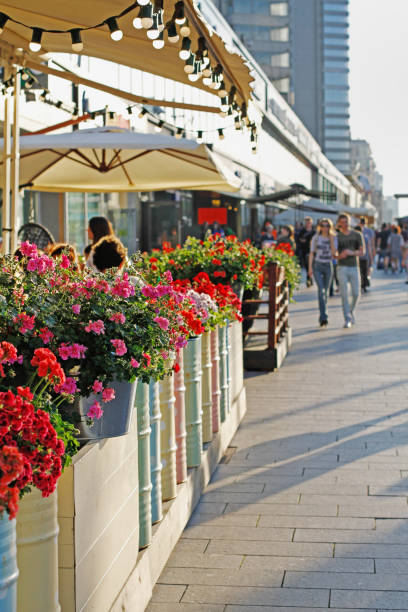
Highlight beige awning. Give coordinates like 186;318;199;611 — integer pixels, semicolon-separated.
0;1;253;112
0;126;241;192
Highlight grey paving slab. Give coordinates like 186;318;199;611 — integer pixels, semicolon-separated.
181;585;330;606
331;589;408;609
147;275;408;610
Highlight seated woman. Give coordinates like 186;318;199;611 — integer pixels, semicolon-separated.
85;216;114;264
91;235;127;273
48;242;79;268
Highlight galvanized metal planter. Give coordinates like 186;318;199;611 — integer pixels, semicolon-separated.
201;331;213;443
136;382;152;549
174;351;187;484
218;325;229;423
67;380;138;442
184;336;202;467
149;380;163;524
0;513;18;612
160;374;177;501
17;489;60;612
210;328;221;433
226;322;232;414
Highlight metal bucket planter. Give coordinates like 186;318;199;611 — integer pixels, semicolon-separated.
201;331;213;443
136;382;152;549
218;325;229;423
160;374;177;501
174;351;187;484
17;489;60;612
184;336;202;467
0;513;18;612
149;380;163;524
210;328;221;433
66;379;138;442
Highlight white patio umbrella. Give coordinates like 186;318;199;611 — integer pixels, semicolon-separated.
0;127;241;193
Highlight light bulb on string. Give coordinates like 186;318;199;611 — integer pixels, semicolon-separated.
174;1;186;24
184;52;195;74
0;13;9;35
179;19;190;37
175;127;183;139
133;8;143;29
147;14;160;39
39;89;48;101
138;0;150;6
196;130;203;143
218;81;227;97
220;97;229;112
152;30;164;48
209;72;219;89
29;28;43;52
202;55;210;67
179;36;191;60
105;17;123;41
141;4;154;29
202;76;211;86
252;146;257;154
202;64;212;78
167;21;179;43
127;106;133;114
155;120;164;132
70;29;83;52
218;128;225;140
188;62;200;82
138;108;147;118
20;70;29;81
228;85;236;105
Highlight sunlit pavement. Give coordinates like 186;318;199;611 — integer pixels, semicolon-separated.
147;271;408;611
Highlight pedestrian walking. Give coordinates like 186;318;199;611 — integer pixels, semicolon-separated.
277;224;296;252
356;222;373;293
376;223;390;270
298;216;315;287
308;218;337;327
336;213;364;328
387;225;404;273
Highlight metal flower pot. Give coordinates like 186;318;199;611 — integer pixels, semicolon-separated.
0;512;18;612
65;379;138;442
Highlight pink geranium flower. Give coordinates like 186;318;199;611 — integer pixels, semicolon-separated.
111;339;127;356
87;401;103;420
92;380;103;394
130;358;140;368
60;255;71;269
154;316;169;330
72;304;81;314
85;320;105;335
102;387;115;403
110;312;126;324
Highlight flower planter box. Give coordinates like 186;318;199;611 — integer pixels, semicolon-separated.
57;409;139;612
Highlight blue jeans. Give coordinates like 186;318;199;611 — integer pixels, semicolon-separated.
313;261;333;323
337;265;360;322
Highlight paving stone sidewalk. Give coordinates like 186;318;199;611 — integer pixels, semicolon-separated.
147;272;408;611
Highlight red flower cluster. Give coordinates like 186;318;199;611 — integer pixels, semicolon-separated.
30;348;65;385
0;388;65;518
0;341;18;377
275;242;294;256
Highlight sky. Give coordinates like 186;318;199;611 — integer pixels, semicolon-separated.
349;0;408;212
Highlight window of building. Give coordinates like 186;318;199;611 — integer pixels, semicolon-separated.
324;60;349;69
324;31;348;42
273;77;290;93
324;2;348;11
270;2;288;16
235;24;270;40
325;128;350;138
325;139;350;149
323;13;348;23
324;48;349;58
271;52;290;67
325;116;349;125
233;0;271;14
326;151;350;161
270;27;289;41
324;72;349;86
324;88;349;104
254;51;273;64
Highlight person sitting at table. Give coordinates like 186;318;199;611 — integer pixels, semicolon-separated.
91;235;127;273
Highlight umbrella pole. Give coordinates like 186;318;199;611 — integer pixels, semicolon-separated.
2;90;11;254
10;66;20;253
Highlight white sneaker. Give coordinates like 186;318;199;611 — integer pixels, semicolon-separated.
343;321;352;329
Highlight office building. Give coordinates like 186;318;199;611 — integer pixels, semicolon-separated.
215;0;351;175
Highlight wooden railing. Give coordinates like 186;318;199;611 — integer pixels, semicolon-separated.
243;262;290;352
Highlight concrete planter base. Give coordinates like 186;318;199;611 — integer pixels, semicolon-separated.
244;326;292;371
110;384;246;612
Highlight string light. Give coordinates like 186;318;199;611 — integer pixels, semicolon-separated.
179;19;190;37
29;28;43;52
147;14;160;39
174;1;186;25
175;127;183;139
184;53;195;74
133;9;143;29
197;130;203;143
220;97;229;112
152;30;165;49
105;17;123;41
127;106;133;114
218;128;225;140
0;12;9;34
70;29;84;52
137;0;150;6
155;119;165;131
179;36;191;60
141;4;154;28
138;108;148;118
167;21;179;43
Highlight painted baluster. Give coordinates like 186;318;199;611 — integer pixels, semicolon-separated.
226;321;232;413
218;324;228;423
17;489;60;612
0;513;18;612
136;382;152;548
184;336;202;467
201;330;213;443
149;380;163;524
160;374;177;501
174;351;187;483
211;327;221;433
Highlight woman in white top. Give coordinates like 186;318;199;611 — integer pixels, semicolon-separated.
308;218;337;327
